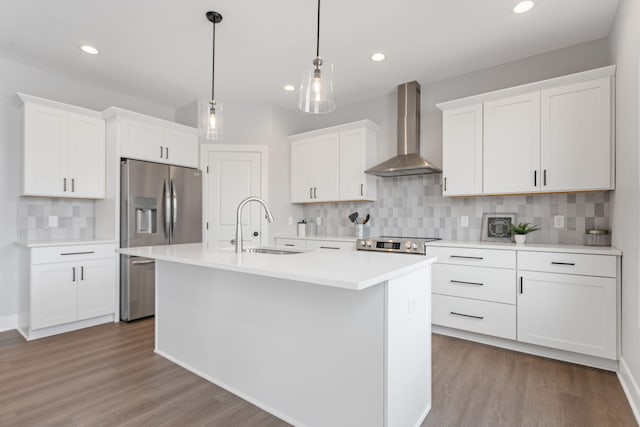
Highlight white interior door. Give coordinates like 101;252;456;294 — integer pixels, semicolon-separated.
206;150;262;248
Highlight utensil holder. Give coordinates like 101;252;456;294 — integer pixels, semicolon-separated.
355;224;369;238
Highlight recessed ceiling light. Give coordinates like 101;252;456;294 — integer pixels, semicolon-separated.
370;53;386;62
79;45;100;55
513;1;535;14
283;84;296;92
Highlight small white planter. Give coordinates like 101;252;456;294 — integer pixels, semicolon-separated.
514;234;527;244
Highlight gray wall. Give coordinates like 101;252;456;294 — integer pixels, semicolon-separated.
0;55;175;328
293;38;612;244
608;0;640;414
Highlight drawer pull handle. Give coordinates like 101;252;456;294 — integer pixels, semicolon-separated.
450;311;484;320
450;280;484;286
284;244;295;247
132;260;156;265
551;262;576;266
450;255;484;260
320;246;340;250
61;251;95;256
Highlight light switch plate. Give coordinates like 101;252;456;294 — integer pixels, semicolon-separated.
553;215;565;229
48;216;58;227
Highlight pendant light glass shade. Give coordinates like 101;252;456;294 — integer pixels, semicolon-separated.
298;0;335;114
198;99;223;140
298;59;335;114
199;11;224;141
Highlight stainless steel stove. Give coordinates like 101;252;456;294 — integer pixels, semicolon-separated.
356;236;441;255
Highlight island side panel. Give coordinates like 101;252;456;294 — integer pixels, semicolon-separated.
155;261;385;427
385;264;432;427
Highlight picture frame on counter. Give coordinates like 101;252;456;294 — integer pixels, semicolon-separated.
480;212;516;242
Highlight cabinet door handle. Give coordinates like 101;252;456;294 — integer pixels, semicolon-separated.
444;177;447;192
360;184;364;196
71;178;75;192
309;187;313;199
314;187;317;199
551;261;575;266
450;280;484;286
160;146;164;158
165;147;169;159
80;266;84;281
534;170;537;187
63;178;67;192
520;276;523;294
450;255;484;260
72;267;76;282
61;251;95;256
543;169;547;186
450;311;484;320
320;246;340;250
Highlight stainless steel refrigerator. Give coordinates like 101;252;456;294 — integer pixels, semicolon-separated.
120;159;202;321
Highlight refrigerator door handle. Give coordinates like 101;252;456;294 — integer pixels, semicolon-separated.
171;178;177;233
163;178;171;239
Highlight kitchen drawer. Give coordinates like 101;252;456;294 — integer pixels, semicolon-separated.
31;244;117;265
306;240;356;251
432;264;516;304
427;246;515;269
274;238;308;249
518;251;617;278
432;294;516;340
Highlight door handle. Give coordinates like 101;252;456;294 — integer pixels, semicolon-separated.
309;187;313;199
520;276;523;294
163;178;171;239
60;251;95;256
450;255;483;260
314;187;317;199
63;178;67;192
132;260;156;265
165;147;169;159
160;146;164;158
71;178;75;192
534;170;537;187
171;178;177;231
450;311;484;320
284;244;295;247
444;177;447;192
450;280;484;286
543;169;547;186
551;261;575;266
320;246;340;250
72;267;76;282
360;184;364;196
253;231;259;237
80;266;84;281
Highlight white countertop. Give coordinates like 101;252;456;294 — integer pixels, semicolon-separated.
118;243;434;291
16;239;117;248
427;240;622;256
275;235;356;242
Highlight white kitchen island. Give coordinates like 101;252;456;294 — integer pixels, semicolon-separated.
118;243;435;427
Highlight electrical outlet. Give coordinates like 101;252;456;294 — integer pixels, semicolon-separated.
553;215;565;229
461;216;469;228
48;216;58;227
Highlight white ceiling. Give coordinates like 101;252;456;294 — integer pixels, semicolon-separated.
0;0;620;111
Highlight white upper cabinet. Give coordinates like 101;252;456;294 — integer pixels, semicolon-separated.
290;120;378;203
437;66;615;197
541;78;613;192
441;104;483;196
20;94;106;199
104;108;199;168
483;93;540;194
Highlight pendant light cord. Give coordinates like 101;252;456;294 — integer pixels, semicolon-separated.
316;0;321;58
211;19;216;101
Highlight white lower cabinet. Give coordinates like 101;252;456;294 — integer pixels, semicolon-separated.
20;243;117;340
429;243;620;365
275;237;356;251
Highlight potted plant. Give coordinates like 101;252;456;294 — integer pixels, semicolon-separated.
510;222;540;244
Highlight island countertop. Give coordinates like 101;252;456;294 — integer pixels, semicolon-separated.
118;243;435;291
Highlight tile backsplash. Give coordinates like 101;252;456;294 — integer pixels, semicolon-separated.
303;174;609;245
18;197;95;241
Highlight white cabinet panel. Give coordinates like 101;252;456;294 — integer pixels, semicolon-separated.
518;251;617;277
68;113;106;198
541;78;613;191
306;240;356;251
517;271;617;359
442;104;483;196
31;263;78;329
483;93;540;194
427;246;515;269
432;264;516;304
274;238;308;249
313;133;340;202
291;138;317;203
163;128;199;168
77;259;116;320
339;128;376;201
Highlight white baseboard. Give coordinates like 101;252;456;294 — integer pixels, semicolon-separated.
0;314;17;332
618;357;640;425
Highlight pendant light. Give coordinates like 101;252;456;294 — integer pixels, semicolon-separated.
199;11;223;140
298;0;335;114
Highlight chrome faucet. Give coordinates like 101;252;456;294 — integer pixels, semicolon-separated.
235;196;275;253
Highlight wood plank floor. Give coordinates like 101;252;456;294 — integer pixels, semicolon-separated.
0;319;636;426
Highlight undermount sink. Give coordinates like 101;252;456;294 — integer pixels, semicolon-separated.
243;248;304;255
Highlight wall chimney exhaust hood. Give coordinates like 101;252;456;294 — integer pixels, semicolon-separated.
365;81;441;177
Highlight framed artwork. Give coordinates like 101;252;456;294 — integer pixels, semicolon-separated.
481;213;517;242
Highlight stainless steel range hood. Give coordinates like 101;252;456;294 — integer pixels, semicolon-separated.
365;81;441;177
